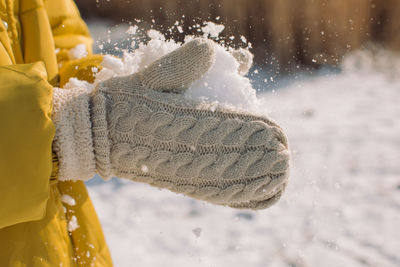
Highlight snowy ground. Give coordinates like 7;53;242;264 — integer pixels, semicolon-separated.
84;53;400;267
85;22;400;267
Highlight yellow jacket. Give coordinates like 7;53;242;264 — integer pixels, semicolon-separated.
0;0;112;266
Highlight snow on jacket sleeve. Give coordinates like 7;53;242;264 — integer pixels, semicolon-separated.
0;62;55;229
44;0;93;59
43;0;104;87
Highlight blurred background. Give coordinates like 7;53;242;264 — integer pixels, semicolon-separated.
77;1;400;267
76;0;400;73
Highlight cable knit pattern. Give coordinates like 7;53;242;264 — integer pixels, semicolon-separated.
52;87;96;181
91;73;290;209
52;38;290;209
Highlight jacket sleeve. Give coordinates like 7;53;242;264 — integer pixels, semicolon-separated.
44;0;93;57
44;0;104;87
0;62;55;229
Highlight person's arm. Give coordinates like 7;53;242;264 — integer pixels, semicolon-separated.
0;62;55;229
51;39;290;210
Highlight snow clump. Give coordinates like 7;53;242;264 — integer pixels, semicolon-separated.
201;21;225;38
69;44;88;60
61;194;76;206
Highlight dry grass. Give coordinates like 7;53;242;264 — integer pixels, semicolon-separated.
76;0;400;71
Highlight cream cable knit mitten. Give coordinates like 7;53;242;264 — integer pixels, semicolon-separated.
52;39;290;210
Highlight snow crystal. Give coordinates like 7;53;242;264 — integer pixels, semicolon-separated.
69;44;88;60
126;25;138;35
201;22;225;38
67;216;79;232
61;194;76;206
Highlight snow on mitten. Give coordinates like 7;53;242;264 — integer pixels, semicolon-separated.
230;48;254;76
52;38;290;210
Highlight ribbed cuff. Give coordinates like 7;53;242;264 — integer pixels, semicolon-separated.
52;87;96;181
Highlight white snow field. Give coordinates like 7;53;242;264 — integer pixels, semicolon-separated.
84;47;400;267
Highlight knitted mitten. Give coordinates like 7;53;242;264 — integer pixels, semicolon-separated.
52;39;290;210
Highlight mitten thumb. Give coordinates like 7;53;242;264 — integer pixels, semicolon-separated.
140;38;215;93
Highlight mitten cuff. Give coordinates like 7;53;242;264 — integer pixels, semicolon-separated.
52;87;96;181
90;82;113;180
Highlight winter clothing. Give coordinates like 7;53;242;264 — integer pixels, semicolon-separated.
51;39;290;210
0;0;112;266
